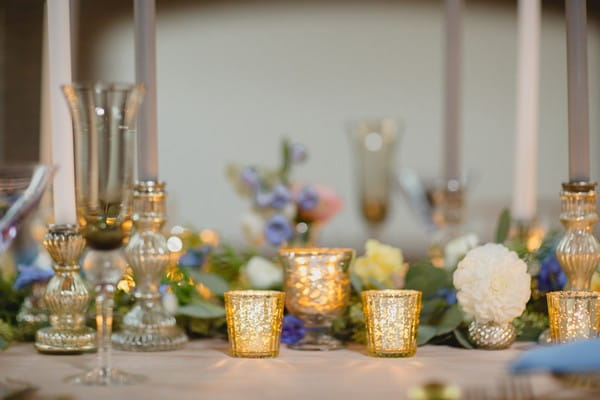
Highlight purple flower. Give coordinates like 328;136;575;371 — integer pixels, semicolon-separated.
281;314;305;345
291;144;307;164
296;185;319;211
537;252;567;292
255;190;273;208
240;167;260;188
264;214;293;246
13;263;54;290
270;184;291;209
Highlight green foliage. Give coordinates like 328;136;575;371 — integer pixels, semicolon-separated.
417;325;437;346
177;301;226;319
280;138;292;185
0;319;15;349
186;270;229;297
495;208;511;243
0;278;25;325
404;260;452;297
209;245;255;283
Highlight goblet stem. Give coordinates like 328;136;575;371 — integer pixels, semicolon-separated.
96;283;115;377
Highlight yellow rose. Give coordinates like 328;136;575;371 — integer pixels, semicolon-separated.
353;239;406;288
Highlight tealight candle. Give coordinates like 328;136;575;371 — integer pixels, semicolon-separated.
224;290;285;358
362;290;422;357
547;291;600;344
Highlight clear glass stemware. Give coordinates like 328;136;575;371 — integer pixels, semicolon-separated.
62;82;144;385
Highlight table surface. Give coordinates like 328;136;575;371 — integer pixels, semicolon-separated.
0;339;596;400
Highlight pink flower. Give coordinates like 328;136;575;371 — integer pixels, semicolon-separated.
293;184;343;223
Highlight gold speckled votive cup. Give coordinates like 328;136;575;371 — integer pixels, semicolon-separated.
362;290;422;357
224;290;285;358
547;291;600;344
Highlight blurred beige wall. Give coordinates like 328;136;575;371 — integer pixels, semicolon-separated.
22;0;600;257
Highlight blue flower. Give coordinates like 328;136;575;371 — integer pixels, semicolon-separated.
179;246;212;269
264;214;293;246
13;263;54;290
281;314;305;344
254;190;273;208
434;288;457;305
296;185;319;211
537;251;567;292
270;184;291;209
291;144;307;164
240;167;260;188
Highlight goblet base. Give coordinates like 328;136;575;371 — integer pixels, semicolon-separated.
35;327;96;354
288;329;343;351
66;368;145;386
112;326;187;352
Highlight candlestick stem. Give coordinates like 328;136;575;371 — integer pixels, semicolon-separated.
556;182;600;291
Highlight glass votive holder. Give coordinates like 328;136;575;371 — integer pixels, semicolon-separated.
361;290;422;357
547;291;600;344
224;290;285;358
279;248;355;351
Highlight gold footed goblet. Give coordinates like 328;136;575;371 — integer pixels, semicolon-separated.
35;224;96;353
279;248;354;350
555;182;600;291
63;82;145;385
112;181;187;351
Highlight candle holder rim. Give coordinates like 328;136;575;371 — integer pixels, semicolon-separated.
361;289;422;298
134;180;166;190
224;290;285;298
345;117;405;136
61;81;145;93
562;181;597;193
279;247;355;256
547;290;600;299
46;223;81;235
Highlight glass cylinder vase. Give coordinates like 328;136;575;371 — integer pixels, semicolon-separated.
63;82;145;386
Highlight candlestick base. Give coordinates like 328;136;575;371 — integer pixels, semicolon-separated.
555;182;600;291
112;181;187;351
35;224;96;354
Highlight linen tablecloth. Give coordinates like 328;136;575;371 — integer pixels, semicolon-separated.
0;340;594;399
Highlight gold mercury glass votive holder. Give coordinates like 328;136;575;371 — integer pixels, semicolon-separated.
362;290;422;357
224;290;285;358
547;291;600;344
279;248;355;351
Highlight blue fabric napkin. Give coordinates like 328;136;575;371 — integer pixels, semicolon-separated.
511;339;600;373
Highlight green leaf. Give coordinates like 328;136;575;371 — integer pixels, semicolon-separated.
453;328;474;349
404;262;451;297
417;325;437;346
350;272;364;293
177;301;226;319
435;304;463;335
187;270;230;296
495;208;511;244
280;138;292;184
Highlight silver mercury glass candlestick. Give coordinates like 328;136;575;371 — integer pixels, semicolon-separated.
35;224;96;353
112;181;187;351
555;181;600;291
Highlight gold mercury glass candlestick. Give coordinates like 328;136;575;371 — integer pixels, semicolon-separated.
555;181;600;291
35;224;96;353
112;181;187;351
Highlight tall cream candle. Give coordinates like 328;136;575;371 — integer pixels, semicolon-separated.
443;0;463;182
47;0;77;224
512;0;540;221
566;0;590;182
134;0;158;181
